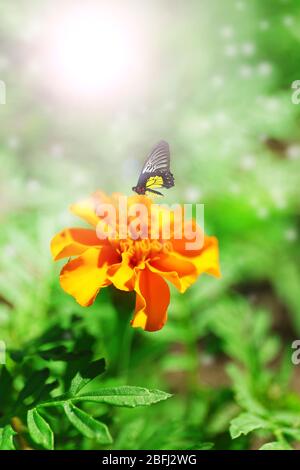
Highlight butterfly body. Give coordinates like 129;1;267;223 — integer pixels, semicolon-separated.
132;141;174;197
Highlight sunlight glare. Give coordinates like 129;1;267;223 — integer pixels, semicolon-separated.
45;5;143;98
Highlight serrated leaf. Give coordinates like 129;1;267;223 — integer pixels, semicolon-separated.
0;425;16;450
38;380;60;402
38;345;69;360
227;364;266;416
230;412;269;439
17;369;50;404
207;403;240;435
39;386;172;409
260;441;292;450
75;386;172;407
259;337;281;365
38;346;90;362
27;408;54;450
70;358;106;395
63;402;112;444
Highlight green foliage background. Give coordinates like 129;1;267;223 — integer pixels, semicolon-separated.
1;0;300;450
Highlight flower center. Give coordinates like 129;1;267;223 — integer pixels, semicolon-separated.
115;239;173;266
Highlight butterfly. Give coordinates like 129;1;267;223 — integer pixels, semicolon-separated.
132;140;175;196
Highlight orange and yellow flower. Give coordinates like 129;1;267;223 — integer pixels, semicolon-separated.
50;191;220;332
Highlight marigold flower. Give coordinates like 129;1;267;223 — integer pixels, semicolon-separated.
50;192;220;332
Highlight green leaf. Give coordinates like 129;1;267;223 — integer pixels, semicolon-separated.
10;349;24;363
227;364;266;416
69;358;106;395
272;411;300;427
17;368;50;404
185;442;214;450
281;427;300;441
38;345;69;360
63;402;112;444
260;441;292;450
0;425;16;450
38;380;60;402
207;403;240;435
230;413;269;439
38;346;91;362
75;387;172;407
27;408;54;450
39;386;172;409
0;366;14;409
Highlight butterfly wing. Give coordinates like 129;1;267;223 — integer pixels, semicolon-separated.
145;175;164;189
136;141;175;192
141;140;170;175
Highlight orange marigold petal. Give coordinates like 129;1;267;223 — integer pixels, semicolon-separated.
70;199;99;227
132;267;170;332
189;235;221;277
70;192;112;227
171;218;221;277
148;252;198;293
171;220;205;257
60;246;119;306
127;194;153;209
50;228;105;261
107;253;135;291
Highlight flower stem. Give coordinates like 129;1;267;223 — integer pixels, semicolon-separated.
118;321;134;383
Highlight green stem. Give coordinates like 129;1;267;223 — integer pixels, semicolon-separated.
274;428;291;449
185;307;200;417
118;322;134;384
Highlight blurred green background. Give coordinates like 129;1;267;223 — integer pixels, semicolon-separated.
1;0;300;450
